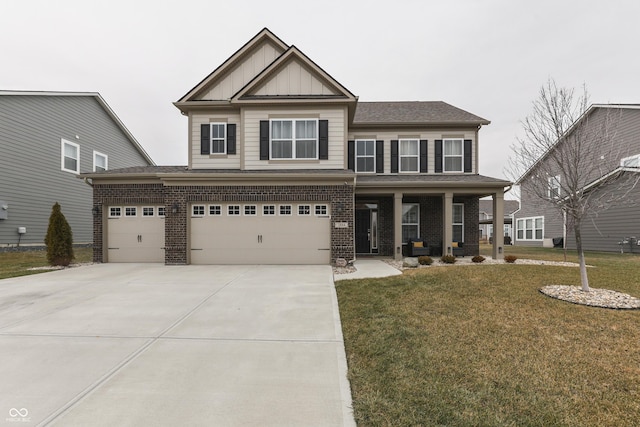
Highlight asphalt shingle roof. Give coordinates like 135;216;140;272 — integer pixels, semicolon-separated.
353;101;490;126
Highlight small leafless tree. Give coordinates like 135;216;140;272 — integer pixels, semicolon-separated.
508;79;639;292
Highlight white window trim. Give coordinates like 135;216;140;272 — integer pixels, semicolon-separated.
548;175;561;199
109;207;122;218
125;207;137;217
443;138;463;173
621;153;640;167
279;205;292;216
263;205;276;216
401;203;420;244
355;139;376;173
209;205;222;216
270;119;319;160
93;150;108;172
228;205;241;216
192;205;205;217
142;206;155;217
61;139;80;174
516;216;544;241
399;139;419;173
209;123;227;155
453;203;464;242
244;205;257;216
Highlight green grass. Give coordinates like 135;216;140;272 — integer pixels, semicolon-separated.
336;247;640;426
0;247;93;280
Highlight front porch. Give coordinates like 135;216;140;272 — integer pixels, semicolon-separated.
354;175;509;261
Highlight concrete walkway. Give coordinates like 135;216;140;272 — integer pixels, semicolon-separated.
335;259;403;280
0;264;355;426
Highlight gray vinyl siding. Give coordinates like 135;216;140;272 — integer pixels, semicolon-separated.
566;172;640;252
514;181;564;247
0;94;152;247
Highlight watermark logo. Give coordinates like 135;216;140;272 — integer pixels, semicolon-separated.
6;408;31;423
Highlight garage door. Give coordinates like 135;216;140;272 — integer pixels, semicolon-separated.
190;203;330;264
106;206;165;263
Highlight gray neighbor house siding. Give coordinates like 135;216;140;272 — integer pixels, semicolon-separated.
515;105;640;251
0;91;154;248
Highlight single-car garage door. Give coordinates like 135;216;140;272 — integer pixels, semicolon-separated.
190;202;330;264
106;205;165;263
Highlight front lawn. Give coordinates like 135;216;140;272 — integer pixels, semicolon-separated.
336;248;640;426
0;247;93;280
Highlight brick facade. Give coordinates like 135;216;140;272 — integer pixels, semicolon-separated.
93;183;354;265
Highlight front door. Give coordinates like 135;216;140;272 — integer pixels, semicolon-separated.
357;208;381;254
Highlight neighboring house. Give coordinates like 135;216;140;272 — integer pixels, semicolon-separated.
82;28;510;265
0;91;154;248
514;104;640;251
479;199;520;242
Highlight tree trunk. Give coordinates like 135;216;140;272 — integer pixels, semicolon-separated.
574;220;590;292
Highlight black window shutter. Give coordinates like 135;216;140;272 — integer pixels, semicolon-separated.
391;140;399;173
420;139;428;173
464;139;472;173
435;139;443;173
347;140;355;171
259;120;269;160
319;120;329;160
200;124;210;155
376;140;384;173
227;124;236;155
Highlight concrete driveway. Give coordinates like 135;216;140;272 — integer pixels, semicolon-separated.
0;264;355;426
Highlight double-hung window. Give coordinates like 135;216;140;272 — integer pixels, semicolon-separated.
210;123;226;154
93;151;108;172
453;203;464;242
548;175;561;199
402;203;420;243
355;140;375;172
61;139;80;173
399;139;419;172
271;119;317;159
516;217;543;241
443;139;463;172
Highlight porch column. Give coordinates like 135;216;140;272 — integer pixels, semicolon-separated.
394;192;403;260
443;192;453;255
492;192;505;260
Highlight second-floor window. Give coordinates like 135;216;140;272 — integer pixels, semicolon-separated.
271;119;317;159
93;151;108;172
444;139;463;172
210;123;226;154
399;139;419;172
356;140;375;172
61;139;80;174
548;175;561;199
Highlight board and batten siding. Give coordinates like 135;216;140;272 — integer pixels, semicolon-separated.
347;129;477;174
243;106;347;170
197;41;285;101
190;112;241;169
252;59;341;96
0;94;152;246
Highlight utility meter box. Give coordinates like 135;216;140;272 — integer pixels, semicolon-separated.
18;227;26;234
0;201;7;220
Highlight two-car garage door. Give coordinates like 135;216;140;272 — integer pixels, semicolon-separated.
190;202;331;265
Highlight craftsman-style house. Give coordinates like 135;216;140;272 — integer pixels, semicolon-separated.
83;28;510;264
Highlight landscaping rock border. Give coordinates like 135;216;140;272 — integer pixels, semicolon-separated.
540;285;640;309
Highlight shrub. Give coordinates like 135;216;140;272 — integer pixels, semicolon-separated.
504;255;518;264
440;255;456;264
418;256;433;266
472;255;486;263
44;202;74;266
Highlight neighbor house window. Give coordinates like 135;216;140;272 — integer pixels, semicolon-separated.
402;203;419;243
355;139;375;172
109;207;121;218
209;123;226;154
453;203;464;242
228;205;240;216
192;205;205;216
93;151;108;172
443;139;463;172
399;139;419;172
548;175;561;199
142;207;154;217
263;205;275;216
271;119;317;159
209;205;221;216
61;139;80;173
621;153;640;167
516;216;543;241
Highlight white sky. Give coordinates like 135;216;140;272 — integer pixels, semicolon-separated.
2;0;639;182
